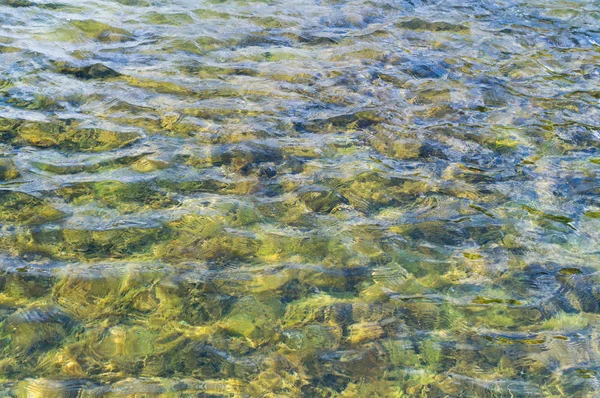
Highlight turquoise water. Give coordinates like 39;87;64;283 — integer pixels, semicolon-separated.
1;0;600;396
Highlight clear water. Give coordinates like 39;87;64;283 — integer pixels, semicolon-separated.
1;0;600;396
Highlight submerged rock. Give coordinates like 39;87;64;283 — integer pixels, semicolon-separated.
0;158;19;180
0;269;55;300
15;379;88;398
397;18;469;33
347;321;384;344
52;267;123;318
14;121;140;152
1;0;31;5
143;11;194;26
281;325;341;354
297;185;347;213
299;111;384;133
559;272;600;313
2;307;75;355
55;63;121;80
70;20;133;42
56;180;176;212
187;142;283;172
0;190;65;225
219;297;283;347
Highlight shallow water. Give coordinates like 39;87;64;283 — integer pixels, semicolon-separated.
0;0;600;396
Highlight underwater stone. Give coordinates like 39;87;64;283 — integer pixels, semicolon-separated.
187;142;283;171
143;12;194;25
247;267;292;294
315;343;387;382
169;37;229;55
130;157;169;173
157;214;259;261
70;20;133;42
157;177;258;195
16;121;141;152
300;111;384;133
15;379;88;398
258;164;277;178
0;158;19;180
297;185;347;213
397;18;469;33
56;63;121;80
332;171;425;213
57;226;165;259
283;294;351;327
52;267;122;318
347;322;384;344
559;273;600;313
0;190;65;225
2;307;75;355
411;87;451;105
219;297;283;346
0;269;55;299
115;0;149;5
93;325;157;362
1;0;34;6
297;265;371;292
404;63;447;79
57;180;176;212
390;221;467;246
281;325;341;354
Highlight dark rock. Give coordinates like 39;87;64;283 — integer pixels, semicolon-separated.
56;63;121;80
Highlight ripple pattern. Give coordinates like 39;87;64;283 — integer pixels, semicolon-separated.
1;0;600;396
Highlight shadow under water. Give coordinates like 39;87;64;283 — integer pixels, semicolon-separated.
1;0;600;396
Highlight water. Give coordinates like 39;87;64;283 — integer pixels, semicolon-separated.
0;0;599;396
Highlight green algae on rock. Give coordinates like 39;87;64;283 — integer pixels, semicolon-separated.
43;20;133;42
12;121;141;152
55;63;122;80
0;191;65;225
56;180;177;212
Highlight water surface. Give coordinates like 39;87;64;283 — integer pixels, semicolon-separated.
1;0;600;396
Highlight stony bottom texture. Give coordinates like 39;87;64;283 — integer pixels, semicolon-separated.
1;0;600;396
